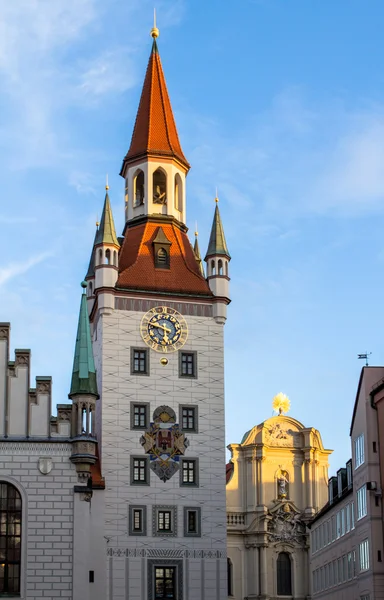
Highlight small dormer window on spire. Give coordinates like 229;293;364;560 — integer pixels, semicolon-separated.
153;227;171;269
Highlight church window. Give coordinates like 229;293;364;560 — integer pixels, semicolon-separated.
181;459;198;486
129;505;146;536
227;558;233;596
153;168;167;205
277;552;292;596
153;506;177;537
131;403;149;429
183;507;201;537
131;348;149;375
154;567;176;599
0;482;22;596
133;169;145;206
179;352;197;378
131;457;149;485
180;406;198;433
155;247;169;268
174;173;182;211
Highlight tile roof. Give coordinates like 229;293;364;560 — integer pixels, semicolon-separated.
117;220;212;296
205;203;230;259
121;40;190;172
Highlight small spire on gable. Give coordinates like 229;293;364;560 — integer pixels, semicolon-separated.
95;187;119;247
85;226;98;279
69;282;99;398
205;198;230;260
193;231;205;277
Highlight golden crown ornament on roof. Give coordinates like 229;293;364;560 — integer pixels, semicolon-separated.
272;393;291;416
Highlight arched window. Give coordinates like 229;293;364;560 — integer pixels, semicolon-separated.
98;249;102;266
0;482;22;595
211;260;216;276
225;261;228;276
174;173;183;211
153;168;167;204
227;558;233;596
155;247;169;268
277;552;292;596
133;170;145;206
105;249;111;265
113;251;117;266
218;260;223;275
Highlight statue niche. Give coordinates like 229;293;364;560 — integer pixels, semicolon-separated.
277;469;289;500
153;168;167;204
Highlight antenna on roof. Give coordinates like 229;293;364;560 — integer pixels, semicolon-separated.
358;352;372;366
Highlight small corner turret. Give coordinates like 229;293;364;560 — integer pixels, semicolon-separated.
204;197;231;323
69;282;99;482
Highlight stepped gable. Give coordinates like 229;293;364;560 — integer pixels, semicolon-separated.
117;220;212;296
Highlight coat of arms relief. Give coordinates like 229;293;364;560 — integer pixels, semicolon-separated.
140;405;189;482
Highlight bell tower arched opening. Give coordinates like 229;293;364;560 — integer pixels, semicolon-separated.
153;168;167;204
174;173;183;212
133;169;145;207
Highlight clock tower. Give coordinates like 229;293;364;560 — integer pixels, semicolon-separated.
87;24;230;600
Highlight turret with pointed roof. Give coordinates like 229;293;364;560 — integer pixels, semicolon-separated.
94;185;120;294
194;232;205;277
121;27;190;226
204;198;231;323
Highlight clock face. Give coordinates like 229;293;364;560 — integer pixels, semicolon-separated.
140;306;188;353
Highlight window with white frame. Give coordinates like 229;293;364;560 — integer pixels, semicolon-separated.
354;433;365;469
346;503;351;532
341;508;345;536
357;485;367;520
336;511;341;538
359;539;369;571
351;501;355;529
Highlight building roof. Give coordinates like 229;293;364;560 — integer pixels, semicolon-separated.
205;203;230;259
95;191;119;247
117;219;212;296
121;39;189;173
85;228;98;279
69;283;99;397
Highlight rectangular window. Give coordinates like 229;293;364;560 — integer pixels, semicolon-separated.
130;402;149;429
331;515;336;541
153;506;177;537
181;459;198;486
128;505;146;536
180;405;198;433
131;456;149;485
336;511;341;539
346;503;351;533
341;508;345;536
338;557;342;583
131;348;149;375
359;539;370;571
155;567;176;598
351;501;355;530
342;554;347;582
347;459;353;488
354;433;365;469
357;485;367;520
353;550;356;577
329;561;334;587
179;351;197;378
184;507;201;537
347;552;352;580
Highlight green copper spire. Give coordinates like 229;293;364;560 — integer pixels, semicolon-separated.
193;232;205;277
69;282;99;398
205;201;230;260
95;189;119;247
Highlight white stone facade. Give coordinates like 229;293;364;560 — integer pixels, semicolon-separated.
92;297;227;599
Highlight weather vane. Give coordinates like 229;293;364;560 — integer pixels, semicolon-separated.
358;352;372;366
272;393;291;416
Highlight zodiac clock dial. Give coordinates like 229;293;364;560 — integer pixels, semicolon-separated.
140;306;188;353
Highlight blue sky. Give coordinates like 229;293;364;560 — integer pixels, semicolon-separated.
1;0;384;475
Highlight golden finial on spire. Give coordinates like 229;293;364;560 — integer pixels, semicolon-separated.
215;187;219;203
96;217;100;228
105;174;109;191
195;221;198;237
151;8;159;39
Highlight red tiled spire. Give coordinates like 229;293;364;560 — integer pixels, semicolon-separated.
121;40;190;173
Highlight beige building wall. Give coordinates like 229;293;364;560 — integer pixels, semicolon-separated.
227;414;331;600
310;366;384;600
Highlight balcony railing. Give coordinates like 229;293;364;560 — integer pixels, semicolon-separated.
227;512;245;527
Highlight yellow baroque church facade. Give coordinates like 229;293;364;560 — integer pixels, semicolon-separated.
226;411;332;600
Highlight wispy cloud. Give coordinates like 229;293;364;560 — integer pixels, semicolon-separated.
0;253;52;287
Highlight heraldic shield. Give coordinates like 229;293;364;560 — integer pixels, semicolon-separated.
140;405;189;482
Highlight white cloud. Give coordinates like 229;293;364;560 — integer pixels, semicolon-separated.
0;252;52;287
78;50;138;98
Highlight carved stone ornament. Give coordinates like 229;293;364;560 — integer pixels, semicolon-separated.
15;353;29;368
267;503;306;545
37;381;51;395
264;422;301;448
38;457;53;475
0;326;10;341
